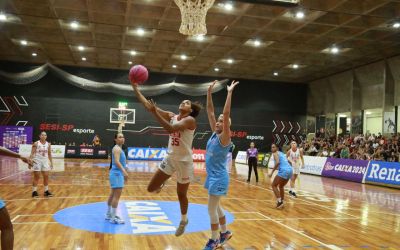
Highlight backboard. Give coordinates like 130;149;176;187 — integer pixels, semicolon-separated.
110;108;135;124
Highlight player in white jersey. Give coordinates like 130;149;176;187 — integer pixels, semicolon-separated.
132;83;202;237
286;141;304;198
29;131;54;198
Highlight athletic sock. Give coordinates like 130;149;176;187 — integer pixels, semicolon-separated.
181;214;187;222
211;230;219;240
44;186;49;192
220;224;227;233
33;186;37;192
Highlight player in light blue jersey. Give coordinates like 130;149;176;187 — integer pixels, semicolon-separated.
105;133;129;224
268;143;293;209
203;80;239;250
0;146;31;250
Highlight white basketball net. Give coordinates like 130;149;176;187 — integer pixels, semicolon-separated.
174;0;215;36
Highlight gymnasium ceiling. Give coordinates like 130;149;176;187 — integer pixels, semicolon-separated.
0;0;399;83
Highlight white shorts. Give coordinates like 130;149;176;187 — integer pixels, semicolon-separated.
292;165;301;175
159;157;193;184
33;159;51;172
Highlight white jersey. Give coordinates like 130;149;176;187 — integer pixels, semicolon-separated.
34;141;49;161
288;148;302;167
166;115;194;162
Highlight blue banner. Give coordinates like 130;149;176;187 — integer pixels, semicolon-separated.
127;147;167;160
364;161;400;188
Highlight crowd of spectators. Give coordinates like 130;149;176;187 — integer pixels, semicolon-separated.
301;132;400;162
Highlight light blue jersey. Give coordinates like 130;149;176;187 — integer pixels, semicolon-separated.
204;133;231;196
0;199;4;209
109;145;127;189
277;151;293;180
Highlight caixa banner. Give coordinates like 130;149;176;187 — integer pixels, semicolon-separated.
128;148;168;161
321;158;369;183
364;161;400;188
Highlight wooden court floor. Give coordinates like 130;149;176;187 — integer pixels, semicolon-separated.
0;157;399;250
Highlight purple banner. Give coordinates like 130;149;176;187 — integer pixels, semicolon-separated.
322;158;369;183
0;126;33;152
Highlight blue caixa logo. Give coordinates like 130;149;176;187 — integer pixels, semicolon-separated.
365;161;400;187
128;147;167;161
53;201;234;235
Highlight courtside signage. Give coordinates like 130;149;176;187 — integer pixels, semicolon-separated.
365;161;400;188
301;156;326;176
128;147;167;160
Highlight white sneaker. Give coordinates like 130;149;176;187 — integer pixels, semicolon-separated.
105;213;112;220
110;216;125;224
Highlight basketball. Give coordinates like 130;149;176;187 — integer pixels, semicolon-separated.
129;65;148;84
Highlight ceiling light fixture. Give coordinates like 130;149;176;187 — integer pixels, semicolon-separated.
130;50;137;56
254;40;261;47
128;61;132;65
330;46;339;54
20;40;27;46
70;21;79;29
273;72;278;76
224;3;233;11
136;28;145;36
78;45;85;51
292;64;299;69
0;13;6;21
172;65;177;68
214;68;220;72
227;59;234;64
295;11;305;19
393;22;400;29
81;57;86;61
32;52;37;57
181;54;187;60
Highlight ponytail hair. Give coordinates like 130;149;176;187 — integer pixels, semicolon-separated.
109;133;118;170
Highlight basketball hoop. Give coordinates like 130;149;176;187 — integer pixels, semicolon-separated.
174;0;215;36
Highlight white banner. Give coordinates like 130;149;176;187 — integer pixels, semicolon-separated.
301;156;327;176
235;151;247;164
19;144;66;158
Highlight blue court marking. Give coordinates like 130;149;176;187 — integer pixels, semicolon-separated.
53;200;234;235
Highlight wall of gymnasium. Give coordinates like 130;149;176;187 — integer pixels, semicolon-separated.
307;55;400;135
1;61;307;151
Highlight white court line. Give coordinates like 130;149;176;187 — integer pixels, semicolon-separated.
0;170;28;180
257;212;342;250
230;211;260;214
278;217;360;221
236;218;273;221
0;184;203;187
13;222;57;225
11;215;20;223
232;178;358;218
18;214;54;216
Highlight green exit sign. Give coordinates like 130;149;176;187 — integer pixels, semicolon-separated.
118;102;128;109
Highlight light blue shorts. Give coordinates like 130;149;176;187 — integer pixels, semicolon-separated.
109;171;124;189
204;176;229;196
0;199;5;209
277;168;293;180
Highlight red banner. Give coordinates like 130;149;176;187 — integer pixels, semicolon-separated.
193;149;206;162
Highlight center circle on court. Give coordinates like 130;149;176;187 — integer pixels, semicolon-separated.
53;200;235;235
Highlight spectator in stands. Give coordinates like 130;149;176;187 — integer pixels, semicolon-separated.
92;135;101;147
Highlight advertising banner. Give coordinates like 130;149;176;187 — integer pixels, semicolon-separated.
65;146;108;159
0;126;33;152
365;161;400;188
235;151;247;164
127;147;167;161
19;144;66;158
193;149;206;162
322;158;369;183
301;156;327;176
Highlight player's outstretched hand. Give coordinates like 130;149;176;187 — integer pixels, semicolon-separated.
148;99;157;113
208;80;218;93
227;80;239;93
